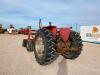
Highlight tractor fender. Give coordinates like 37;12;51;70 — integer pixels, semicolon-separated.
59;28;71;42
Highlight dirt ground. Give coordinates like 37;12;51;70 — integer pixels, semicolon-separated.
0;34;100;75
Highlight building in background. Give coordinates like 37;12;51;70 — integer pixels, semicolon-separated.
80;25;100;44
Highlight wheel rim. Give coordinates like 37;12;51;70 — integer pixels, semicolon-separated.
35;37;44;58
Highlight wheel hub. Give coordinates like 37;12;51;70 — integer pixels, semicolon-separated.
35;37;44;58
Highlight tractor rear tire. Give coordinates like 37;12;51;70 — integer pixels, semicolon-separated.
26;40;34;52
34;28;58;65
64;51;81;59
22;39;28;47
63;31;83;59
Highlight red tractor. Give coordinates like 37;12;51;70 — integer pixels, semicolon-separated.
18;26;36;35
22;19;83;65
18;28;29;35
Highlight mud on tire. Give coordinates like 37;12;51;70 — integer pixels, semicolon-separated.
63;31;83;59
34;28;58;65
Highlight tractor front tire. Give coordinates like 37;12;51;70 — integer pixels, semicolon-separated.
22;39;28;47
34;28;58;65
26;40;34;52
63;31;83;59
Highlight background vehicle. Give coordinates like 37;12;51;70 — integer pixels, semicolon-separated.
7;25;17;34
18;26;36;35
0;24;7;34
22;19;83;65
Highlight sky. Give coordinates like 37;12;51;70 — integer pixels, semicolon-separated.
0;0;100;29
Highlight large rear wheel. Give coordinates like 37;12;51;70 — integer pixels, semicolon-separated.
34;28;58;65
63;31;83;59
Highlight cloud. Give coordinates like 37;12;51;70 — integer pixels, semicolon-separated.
0;0;100;29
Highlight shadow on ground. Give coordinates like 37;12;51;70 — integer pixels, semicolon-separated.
57;58;68;75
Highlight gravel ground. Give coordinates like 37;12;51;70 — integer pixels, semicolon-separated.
0;34;100;75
